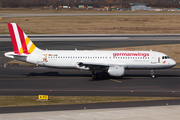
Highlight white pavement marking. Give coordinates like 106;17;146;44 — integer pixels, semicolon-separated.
0;105;180;120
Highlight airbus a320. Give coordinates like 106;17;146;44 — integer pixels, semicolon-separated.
5;23;176;79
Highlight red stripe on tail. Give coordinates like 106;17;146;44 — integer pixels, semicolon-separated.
7;23;20;54
17;24;30;54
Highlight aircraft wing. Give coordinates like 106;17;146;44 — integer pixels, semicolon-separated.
77;62;127;71
77;62;109;67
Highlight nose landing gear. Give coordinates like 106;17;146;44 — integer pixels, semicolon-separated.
150;70;155;78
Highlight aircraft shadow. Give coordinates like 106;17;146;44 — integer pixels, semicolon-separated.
125;74;180;77
25;72;91;77
24;72;179;80
24;72;132;80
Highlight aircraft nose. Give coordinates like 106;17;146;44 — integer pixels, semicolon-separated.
171;59;176;66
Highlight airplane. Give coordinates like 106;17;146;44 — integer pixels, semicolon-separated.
4;23;176;79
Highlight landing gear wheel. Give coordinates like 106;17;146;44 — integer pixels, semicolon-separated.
92;72;98;80
151;74;155;78
150;70;155;78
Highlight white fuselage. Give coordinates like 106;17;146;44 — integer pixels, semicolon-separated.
19;50;176;70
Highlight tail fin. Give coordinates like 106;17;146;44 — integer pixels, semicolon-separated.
7;23;39;54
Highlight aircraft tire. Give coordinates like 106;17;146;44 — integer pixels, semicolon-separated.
151;75;155;78
92;72;98;80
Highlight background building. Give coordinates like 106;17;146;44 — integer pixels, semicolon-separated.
130;3;151;11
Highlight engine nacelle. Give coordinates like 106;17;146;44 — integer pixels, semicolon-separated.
108;66;124;77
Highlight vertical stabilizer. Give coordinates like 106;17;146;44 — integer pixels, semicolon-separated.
7;23;40;54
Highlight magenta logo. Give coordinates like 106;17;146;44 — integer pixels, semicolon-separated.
113;53;149;57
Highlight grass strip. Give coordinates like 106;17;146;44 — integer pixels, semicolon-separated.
0;15;180;34
0;96;179;107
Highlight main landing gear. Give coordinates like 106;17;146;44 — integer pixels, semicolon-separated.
92;72;99;80
150;70;155;78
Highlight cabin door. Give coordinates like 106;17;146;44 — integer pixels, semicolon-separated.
151;53;156;64
37;53;43;65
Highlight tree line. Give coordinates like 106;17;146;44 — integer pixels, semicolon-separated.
0;0;179;8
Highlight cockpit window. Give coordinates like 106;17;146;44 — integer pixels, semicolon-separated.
162;56;170;59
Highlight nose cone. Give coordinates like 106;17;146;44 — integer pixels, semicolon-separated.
171;59;176;67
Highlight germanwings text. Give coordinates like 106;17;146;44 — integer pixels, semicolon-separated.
113;53;149;57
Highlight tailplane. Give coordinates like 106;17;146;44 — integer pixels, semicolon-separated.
7;23;41;55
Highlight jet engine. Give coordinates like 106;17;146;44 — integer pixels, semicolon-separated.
108;66;124;77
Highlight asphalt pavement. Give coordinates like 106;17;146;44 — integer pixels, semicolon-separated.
1;13;180;18
0;66;179;97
